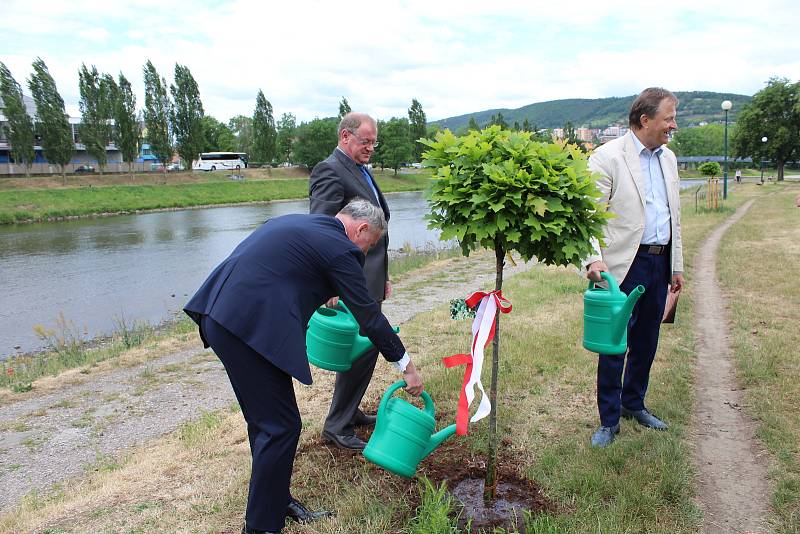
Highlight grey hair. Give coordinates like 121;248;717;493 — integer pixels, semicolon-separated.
339;198;387;235
338;112;376;135
628;87;678;129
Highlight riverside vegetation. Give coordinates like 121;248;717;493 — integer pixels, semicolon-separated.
0;167;430;224
0;180;797;532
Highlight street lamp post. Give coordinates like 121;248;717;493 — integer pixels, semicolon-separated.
721;100;732;199
760;136;768;183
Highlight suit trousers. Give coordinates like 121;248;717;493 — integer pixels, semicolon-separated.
201;316;301;533
323;301;382;436
324;346;379;435
596;250;670;427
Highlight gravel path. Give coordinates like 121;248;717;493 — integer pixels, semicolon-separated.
0;251;535;512
691;199;772;533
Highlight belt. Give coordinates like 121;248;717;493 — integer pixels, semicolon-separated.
638;244;668;255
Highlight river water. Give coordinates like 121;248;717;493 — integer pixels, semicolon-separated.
0;191;450;358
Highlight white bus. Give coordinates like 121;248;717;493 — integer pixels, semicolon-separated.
192;152;248;171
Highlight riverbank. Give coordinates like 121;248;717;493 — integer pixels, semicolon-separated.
0;167;430;224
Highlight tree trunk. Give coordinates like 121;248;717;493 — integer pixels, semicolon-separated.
778;160;785;181
61;165;66;185
129;161;134;183
484;242;505;501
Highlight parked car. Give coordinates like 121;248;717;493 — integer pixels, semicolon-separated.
166;163;181;171
74;164;95;173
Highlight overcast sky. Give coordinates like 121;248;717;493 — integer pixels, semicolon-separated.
3;0;799;124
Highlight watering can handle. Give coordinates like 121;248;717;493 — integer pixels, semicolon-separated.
588;271;620;293
377;380;435;422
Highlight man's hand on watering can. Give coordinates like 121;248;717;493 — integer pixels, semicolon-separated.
587;261;609;282
325;296;340;307
403;361;424;397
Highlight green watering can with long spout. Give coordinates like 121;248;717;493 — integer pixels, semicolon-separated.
583;271;645;354
363;380;457;478
306;301;399;372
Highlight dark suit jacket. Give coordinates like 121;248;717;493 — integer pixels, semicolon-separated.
309;148;390;301
183;214;405;385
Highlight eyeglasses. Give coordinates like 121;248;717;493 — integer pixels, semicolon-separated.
347;129;379;148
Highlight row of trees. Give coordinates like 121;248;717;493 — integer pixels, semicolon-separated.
1;58;432;176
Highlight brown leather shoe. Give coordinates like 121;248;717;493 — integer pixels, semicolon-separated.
322;429;367;450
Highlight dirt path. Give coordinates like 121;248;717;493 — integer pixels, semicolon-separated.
0;251;534;512
691;199;772;533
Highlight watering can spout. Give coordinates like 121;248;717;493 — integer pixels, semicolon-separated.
423;423;457;458
612;284;645;343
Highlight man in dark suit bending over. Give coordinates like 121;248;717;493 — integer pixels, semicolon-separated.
184;199;423;534
309;112;393;450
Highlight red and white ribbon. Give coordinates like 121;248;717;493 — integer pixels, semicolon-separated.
443;290;512;435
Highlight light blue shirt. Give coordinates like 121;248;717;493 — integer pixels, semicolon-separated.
631;134;671;245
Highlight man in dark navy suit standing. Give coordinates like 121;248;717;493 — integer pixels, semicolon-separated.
309;112;394;450
184;199;423;534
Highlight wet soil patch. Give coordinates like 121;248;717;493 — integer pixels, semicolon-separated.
418;439;556;533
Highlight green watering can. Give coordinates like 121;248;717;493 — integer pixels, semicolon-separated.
306;301;399;372
363;380;457;478
583;271;645;354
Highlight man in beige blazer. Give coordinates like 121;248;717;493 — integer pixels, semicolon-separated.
584;87;685;448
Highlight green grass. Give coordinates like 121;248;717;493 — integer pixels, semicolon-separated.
0;317;195;393
390;245;462;280
407;478;461;534
716;181;800;532
0;169;430;224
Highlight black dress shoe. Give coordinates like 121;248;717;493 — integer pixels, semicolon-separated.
322;429;367;450
352;410;377;427
286;497;334;524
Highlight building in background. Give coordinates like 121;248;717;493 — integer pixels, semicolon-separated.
0;93;126;174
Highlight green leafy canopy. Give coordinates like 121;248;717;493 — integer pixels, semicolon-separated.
421;126;610;267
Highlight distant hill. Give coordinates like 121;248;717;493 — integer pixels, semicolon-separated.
431;91;751;132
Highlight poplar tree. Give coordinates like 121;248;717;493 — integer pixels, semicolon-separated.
276;112;296;164
0;62;35;176
408;98;427;161
171;63;205;170
28;58;73;182
252;89;276;164
78;64;113;173
109;73;140;179
338;97;352;120
142;60;172;171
